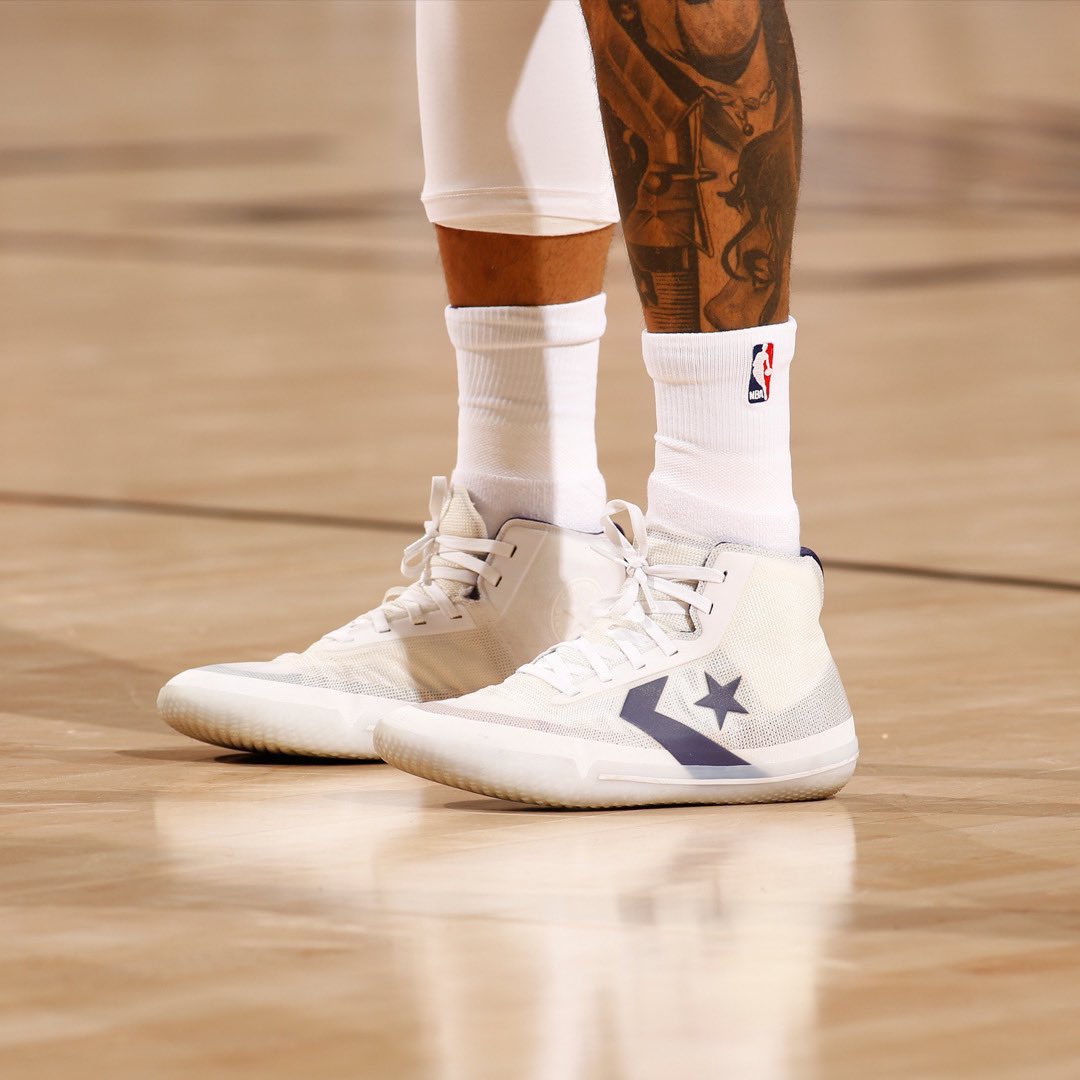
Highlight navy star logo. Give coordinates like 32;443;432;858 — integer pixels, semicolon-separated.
695;675;749;731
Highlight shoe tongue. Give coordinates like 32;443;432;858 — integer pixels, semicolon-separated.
646;529;715;569
431;485;488;600
437;485;487;540
643;528;716;633
572;527;715;653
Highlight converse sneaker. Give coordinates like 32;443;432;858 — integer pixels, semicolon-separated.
375;500;858;806
158;478;624;759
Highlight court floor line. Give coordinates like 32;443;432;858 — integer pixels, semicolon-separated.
3;489;1079;596
0;228;429;274
0;490;409;534
822;559;1080;595
0;133;332;176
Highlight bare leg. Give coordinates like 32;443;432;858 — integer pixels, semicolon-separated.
436;226;614;308
578;0;800;332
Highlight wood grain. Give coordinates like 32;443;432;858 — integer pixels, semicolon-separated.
1;3;1077;1078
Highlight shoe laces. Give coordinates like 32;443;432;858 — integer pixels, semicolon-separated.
324;477;514;640
520;500;727;696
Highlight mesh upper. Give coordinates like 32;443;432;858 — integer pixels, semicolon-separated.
419;547;850;750
205;485;515;702
207;624;516;703
425;664;849;750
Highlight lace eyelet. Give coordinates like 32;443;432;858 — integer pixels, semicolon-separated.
508;545;518;558
492;575;503;588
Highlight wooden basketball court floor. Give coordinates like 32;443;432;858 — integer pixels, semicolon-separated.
2;2;1078;1077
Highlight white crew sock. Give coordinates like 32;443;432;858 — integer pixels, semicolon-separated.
643;317;800;555
447;293;608;535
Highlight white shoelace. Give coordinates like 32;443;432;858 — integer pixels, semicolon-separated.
520;500;727;696
325;477;514;640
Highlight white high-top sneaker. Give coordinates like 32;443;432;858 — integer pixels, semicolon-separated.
158;478;624;759
375;500;858;807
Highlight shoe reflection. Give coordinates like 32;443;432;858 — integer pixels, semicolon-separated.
153;782;854;1079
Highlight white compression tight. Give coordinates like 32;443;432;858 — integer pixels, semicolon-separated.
416;0;619;237
417;0;616;534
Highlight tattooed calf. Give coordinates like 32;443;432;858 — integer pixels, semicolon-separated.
581;0;801;331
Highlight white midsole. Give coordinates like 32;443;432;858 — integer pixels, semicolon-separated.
385;707;858;781
597;753;859;786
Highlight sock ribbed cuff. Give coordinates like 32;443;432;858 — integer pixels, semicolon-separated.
642;317;797;386
445;292;608;352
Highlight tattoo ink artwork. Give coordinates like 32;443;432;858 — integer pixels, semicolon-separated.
580;0;801;331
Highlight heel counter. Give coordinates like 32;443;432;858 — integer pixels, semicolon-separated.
724;552;837;713
799;554;854;727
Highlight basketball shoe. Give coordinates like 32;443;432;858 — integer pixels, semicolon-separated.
375;500;858;807
158;477;624;759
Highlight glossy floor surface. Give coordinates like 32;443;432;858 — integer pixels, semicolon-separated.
2;2;1079;1078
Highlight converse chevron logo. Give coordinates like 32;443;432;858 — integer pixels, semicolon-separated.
619;676;751;767
748;342;774;403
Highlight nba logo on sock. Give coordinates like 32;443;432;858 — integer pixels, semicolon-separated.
748;343;774;404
